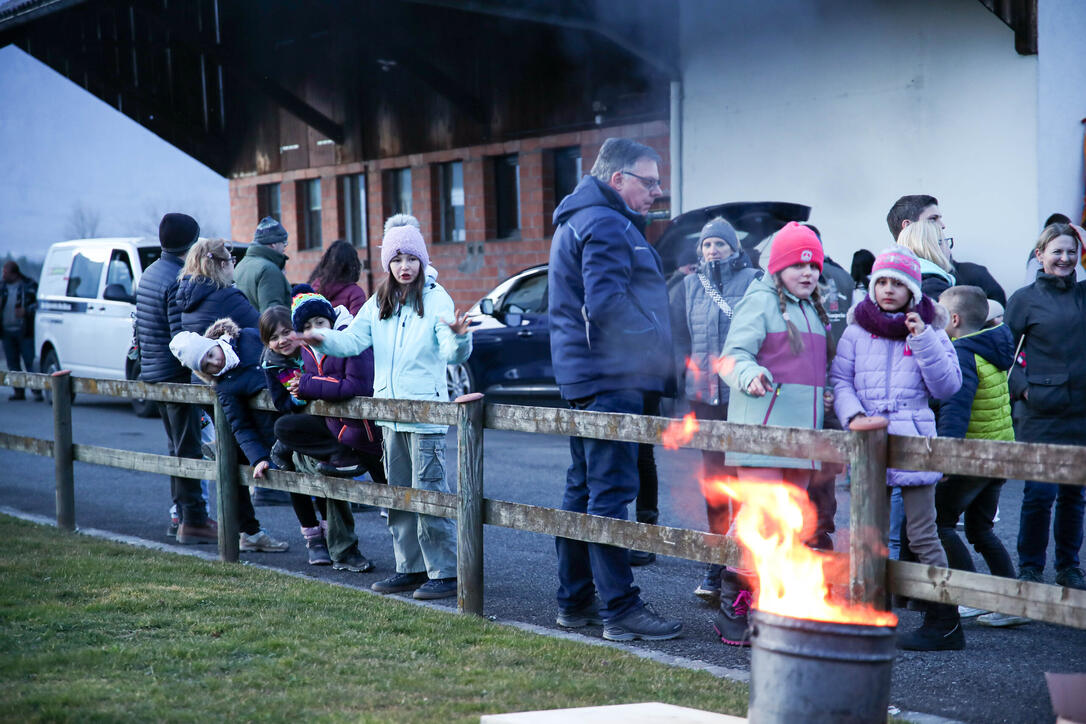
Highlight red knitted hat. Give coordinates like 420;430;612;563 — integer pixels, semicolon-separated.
767;222;824;275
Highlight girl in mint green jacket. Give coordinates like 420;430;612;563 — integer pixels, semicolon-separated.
302;215;471;600
712;222;834;647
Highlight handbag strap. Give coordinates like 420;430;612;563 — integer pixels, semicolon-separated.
1008;331;1026;382
697;273;734;318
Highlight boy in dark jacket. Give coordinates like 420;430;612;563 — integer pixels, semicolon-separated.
935;286;1027;627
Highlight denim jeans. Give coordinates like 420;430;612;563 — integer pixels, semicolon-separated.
383;430;456;579
1017;480;1085;572
888;487;904;560
935;475;1015;578
556;389;644;621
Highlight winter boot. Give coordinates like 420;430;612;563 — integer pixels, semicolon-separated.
897;602;964;651
712;570;753;646
301;526;332;566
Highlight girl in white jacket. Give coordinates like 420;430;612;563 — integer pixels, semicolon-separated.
301;215;472;600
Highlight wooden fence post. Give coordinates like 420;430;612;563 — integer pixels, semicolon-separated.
214;397;240;562
455;392;486;616
848;415;890;608
51;371;75;532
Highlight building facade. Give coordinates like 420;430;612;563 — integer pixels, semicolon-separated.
229;120;670;306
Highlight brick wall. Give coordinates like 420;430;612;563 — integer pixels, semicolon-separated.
230;120;670;308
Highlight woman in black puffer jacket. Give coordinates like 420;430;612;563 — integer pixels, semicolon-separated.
176;239;259;335
1005;222;1086;590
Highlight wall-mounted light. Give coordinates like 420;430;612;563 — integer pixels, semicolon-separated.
316;139;335;146
279;144;300;153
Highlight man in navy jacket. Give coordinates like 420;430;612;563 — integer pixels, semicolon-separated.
135;213;217;544
548;138;681;642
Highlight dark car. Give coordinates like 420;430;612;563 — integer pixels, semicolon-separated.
446;202;810;399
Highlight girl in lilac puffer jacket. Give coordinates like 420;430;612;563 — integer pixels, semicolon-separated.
830;246;962;651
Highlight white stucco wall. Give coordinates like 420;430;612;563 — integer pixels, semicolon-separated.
679;0;1040;295
1037;0;1086;230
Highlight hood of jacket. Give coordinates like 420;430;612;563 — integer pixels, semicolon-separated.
918;257;956;286
954;322;1014;372
243;243;287;268
176;276;225;313
204;317;240;341
553;175;644;230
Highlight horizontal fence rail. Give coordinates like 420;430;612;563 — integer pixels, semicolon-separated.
0;370;1083;630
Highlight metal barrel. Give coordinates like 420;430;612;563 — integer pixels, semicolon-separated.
749;609;897;724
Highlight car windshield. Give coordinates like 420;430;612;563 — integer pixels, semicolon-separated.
501;273;547;314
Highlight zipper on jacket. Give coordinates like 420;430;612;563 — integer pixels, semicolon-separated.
388;305;404;400
884;341;893;403
799;299;818;430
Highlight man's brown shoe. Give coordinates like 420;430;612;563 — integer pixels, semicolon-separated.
177;519;218;545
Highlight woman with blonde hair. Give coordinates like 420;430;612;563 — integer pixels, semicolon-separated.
176;239;259;334
896;220;956;298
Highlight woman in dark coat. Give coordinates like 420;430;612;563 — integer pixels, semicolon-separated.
308;239;368;315
1005;222;1086;590
176;239;260;334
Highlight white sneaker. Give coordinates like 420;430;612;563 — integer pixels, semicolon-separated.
239;529;289;552
977;611;1030;628
958;605;990;618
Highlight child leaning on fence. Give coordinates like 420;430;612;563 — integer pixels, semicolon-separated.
716;222;835;647
170;320;300;553
299;214;472;601
933;285;1027;628
257;302;381;573
830;246;962;651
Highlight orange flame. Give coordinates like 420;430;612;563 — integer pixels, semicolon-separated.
661;412;699;450
685;357;703;385
712;355;736;379
711;478;897;626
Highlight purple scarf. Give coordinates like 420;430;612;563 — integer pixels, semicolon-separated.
852;296;937;340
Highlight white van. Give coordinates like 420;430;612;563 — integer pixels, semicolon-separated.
35;238;251;416
35;238;161;415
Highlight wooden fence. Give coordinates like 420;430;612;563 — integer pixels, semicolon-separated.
0;369;1083;630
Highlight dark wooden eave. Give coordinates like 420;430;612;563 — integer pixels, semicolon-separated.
978;0;1038;55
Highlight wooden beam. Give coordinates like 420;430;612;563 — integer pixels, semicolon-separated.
890;559;1086;629
889;435;1086;488
0;431;55;458
73;444;216;480
485;402;851;463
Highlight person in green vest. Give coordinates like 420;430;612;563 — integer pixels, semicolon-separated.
235;217;293;312
934;285;1027;628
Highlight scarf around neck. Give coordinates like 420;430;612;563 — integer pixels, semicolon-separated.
852;295;936;340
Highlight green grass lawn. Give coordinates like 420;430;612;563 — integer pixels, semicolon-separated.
0;515;747;723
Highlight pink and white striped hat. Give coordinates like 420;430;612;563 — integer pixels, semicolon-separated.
869;246;923;306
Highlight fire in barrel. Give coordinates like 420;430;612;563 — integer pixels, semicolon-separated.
708;478;898;724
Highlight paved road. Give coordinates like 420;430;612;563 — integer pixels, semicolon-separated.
0;392;1083;723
